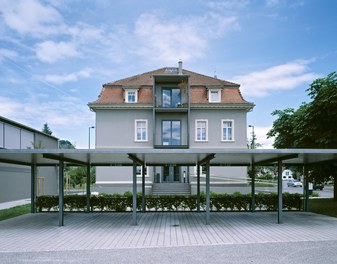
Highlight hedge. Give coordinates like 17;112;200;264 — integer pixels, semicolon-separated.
36;192;302;212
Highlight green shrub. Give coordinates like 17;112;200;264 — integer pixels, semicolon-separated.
35;192;303;212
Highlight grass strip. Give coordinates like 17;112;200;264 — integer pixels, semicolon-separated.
308;198;337;218
0;204;31;221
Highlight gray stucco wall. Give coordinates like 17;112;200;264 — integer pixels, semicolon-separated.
96;109;153;148
190;109;247;148
0;119;59;203
0;165;58;203
94;107;249;195
95;166;153;195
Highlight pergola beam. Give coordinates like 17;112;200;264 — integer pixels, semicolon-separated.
198;154;215;165
254;154;298;166
0;158;32;166
43;154;88;166
128;154;144;166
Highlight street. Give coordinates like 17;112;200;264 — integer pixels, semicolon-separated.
256;182;334;198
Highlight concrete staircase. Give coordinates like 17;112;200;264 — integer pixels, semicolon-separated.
151;183;191;195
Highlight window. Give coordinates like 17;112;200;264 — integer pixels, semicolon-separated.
162;88;181;107
221;120;234;141
135;120;148;142
194;165;207;175
208;89;221;103
125;90;137;103
162;120;181;145
195;120;208;141
136;166;148;177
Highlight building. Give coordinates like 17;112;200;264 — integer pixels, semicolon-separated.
282;169;294;181
88;62;254;195
0;116;59;202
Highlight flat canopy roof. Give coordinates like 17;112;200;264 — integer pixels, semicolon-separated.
0;148;336;167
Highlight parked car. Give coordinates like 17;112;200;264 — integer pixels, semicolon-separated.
287;179;303;187
313;182;324;190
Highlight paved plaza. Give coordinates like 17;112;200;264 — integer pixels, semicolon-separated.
1;211;337;263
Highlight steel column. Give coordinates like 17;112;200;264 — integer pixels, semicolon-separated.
205;161;210;225
132;162;137;225
277;160;283;224
31;164;37;213
142;164;146;212
86;165;91;212
251;164;256;212
58;161;64;226
197;164;200;212
303;165;309;212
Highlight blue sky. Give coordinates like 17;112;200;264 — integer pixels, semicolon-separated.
0;0;336;148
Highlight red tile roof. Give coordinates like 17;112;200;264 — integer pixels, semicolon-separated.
89;67;253;107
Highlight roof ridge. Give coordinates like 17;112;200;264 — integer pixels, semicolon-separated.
183;69;240;86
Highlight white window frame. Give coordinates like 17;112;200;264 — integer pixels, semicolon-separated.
125;89;138;103
194;165;207;176
195;119;208;142
221;119;234;142
135;119;148;142
208;89;221;103
136;165;148;177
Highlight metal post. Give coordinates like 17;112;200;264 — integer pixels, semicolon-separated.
58;161;64;226
251;164;256;212
132;162;137;225
197;164;200;212
303;165;309;212
142;164;146;212
277;160;283;224
31;164;37;213
206;161;210;225
86;165;91;213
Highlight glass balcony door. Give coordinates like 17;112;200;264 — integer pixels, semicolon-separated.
162;120;181;146
162;88;181;108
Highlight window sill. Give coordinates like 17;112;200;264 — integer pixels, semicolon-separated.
134;140;148;143
194;140;208;143
221;140;235;142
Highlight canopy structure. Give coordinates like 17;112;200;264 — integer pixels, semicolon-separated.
1;148;336;226
1;148;336;166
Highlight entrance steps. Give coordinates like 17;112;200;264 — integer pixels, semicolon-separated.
151;183;191;195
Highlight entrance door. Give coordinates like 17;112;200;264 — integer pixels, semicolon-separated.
163;165;180;182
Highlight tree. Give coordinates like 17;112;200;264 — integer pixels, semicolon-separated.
42;123;53;135
267;72;337;199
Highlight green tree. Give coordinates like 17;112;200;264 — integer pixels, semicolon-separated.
42;123;53;135
267;72;337;198
66;166;96;188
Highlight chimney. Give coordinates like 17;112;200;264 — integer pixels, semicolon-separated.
178;60;183;75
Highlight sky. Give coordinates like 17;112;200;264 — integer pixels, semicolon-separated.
0;0;336;149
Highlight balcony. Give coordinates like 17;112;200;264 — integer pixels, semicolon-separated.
155;102;188;112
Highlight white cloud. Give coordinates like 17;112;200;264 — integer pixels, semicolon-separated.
265;0;280;7
0;0;64;37
232;60;320;97
43;68;92;85
0;96;92;128
0;97;22;116
208;0;250;10
35;41;79;63
133;12;239;64
249;126;275;149
0;48;18;62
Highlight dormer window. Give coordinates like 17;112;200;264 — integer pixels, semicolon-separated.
125;89;138;103
208;89;221;103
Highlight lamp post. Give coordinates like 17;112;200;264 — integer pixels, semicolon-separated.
88;126;95;149
248;125;255;149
